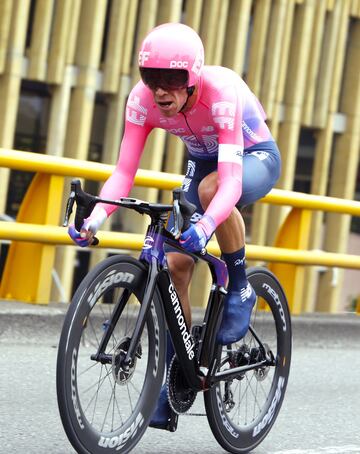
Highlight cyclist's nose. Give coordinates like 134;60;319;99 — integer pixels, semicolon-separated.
154;86;168;95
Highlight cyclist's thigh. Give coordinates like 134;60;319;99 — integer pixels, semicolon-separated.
166;157;217;233
167;251;195;281
238;141;281;207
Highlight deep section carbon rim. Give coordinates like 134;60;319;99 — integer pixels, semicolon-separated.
204;267;292;453
57;257;165;454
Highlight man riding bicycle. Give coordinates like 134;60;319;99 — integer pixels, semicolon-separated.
69;23;281;430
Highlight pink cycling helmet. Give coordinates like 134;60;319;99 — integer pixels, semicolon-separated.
138;23;204;88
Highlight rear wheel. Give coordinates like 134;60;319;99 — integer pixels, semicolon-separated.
57;255;166;454
204;267;292;453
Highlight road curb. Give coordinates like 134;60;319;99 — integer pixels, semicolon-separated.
1;300;359;323
1;300;359;346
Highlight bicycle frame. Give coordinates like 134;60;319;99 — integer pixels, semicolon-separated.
123;221;273;392
65;180;274;392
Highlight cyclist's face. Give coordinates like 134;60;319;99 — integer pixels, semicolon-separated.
140;68;189;116
152;86;188;117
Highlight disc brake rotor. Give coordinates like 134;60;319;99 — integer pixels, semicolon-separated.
112;337;142;385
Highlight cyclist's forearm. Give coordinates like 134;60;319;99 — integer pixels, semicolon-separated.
96;120;151;217
202;161;242;232
97;167;135;216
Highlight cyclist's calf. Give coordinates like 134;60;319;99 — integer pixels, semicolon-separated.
167;252;195;326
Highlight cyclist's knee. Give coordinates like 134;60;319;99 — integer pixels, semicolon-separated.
167;253;195;288
198;172;218;209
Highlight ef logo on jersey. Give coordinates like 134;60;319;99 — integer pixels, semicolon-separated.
212;101;236;131
126;95;148;127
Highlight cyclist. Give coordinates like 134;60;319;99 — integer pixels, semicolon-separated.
68;23;281;429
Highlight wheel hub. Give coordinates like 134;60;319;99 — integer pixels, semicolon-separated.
112;337;142;385
253;343;273;381
229;343;273;381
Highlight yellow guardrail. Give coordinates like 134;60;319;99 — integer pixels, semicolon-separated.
0;148;359;312
1;148;359;214
0;222;359;269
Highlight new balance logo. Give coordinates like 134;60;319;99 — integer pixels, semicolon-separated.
240;283;252;302
182;178;191;192
186;160;196;178
201;125;214;132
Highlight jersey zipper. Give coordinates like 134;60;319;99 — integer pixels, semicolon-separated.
181;112;209;154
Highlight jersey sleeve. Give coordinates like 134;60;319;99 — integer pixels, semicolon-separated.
94;86;153;218
202;85;244;231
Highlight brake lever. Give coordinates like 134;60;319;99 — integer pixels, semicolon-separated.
172;199;183;239
63;190;75;227
172;187;196;238
63;179;100;246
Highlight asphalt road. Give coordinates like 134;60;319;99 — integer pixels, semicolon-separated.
0;302;360;453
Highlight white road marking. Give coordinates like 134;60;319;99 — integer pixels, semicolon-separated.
272;447;360;454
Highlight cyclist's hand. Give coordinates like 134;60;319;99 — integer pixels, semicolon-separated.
68;207;107;247
180;222;209;252
68;222;95;247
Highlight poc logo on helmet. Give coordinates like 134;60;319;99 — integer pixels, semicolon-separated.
170;60;188;68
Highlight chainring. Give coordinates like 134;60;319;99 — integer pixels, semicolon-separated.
167;356;197;414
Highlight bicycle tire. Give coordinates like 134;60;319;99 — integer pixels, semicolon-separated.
204;266;292;453
57;255;166;454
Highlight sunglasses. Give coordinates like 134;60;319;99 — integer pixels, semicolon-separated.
140;68;188;91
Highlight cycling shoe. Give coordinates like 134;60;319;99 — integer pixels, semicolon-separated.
149;385;173;430
217;283;256;345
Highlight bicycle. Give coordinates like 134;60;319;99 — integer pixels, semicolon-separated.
57;179;292;454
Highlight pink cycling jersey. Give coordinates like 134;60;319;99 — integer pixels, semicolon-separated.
96;66;273;232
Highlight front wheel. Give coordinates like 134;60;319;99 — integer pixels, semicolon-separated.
56;255;166;454
204;267;292;453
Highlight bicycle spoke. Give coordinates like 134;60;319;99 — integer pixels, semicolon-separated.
77;359;100;378
216;301;280;430
81;365;112;397
74;298;152;433
101;380;117;432
57;255;165;454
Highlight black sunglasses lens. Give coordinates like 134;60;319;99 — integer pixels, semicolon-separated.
163;70;188;88
140;68;188;89
140;68;156;88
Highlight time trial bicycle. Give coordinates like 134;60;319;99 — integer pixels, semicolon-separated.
57;179;292;454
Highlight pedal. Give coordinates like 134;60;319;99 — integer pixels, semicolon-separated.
149;410;178;432
168;411;179;432
191;324;202;343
